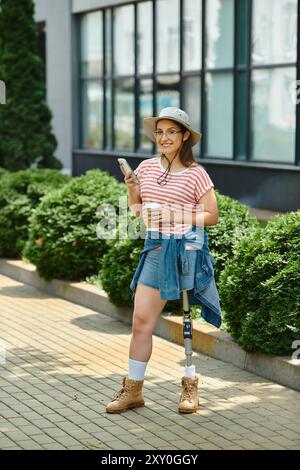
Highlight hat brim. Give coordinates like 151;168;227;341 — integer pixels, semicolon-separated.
143;116;202;146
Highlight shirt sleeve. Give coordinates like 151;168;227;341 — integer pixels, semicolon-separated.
134;160;146;181
134;159;150;182
195;166;214;201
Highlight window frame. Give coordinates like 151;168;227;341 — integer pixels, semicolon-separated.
77;0;299;166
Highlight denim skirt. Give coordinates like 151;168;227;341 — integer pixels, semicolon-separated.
137;248;197;291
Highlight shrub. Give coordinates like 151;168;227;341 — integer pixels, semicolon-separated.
0;169;69;258
219;211;300;355
207;191;259;282
23;169;127;281
0;168;69;201
0;168;7;179
99;236;144;307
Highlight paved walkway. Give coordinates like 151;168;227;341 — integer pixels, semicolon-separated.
0;273;300;450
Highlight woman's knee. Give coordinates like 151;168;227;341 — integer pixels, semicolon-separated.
132;311;153;337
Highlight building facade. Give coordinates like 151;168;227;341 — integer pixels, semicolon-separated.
34;0;300;211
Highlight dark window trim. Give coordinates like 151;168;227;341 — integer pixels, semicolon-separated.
179;0;184;108
233;0;238;161
200;0;206;158
73;147;300;171
296;0;300;165
102;10;107;149
78;16;83;148
152;0;156;154
111;7;115;149
134;2;139;151
247;0;252;162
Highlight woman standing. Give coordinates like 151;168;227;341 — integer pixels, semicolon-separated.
106;107;221;414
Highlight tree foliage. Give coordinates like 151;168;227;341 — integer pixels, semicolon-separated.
0;0;62;170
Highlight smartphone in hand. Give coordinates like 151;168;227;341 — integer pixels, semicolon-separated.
118;158;140;184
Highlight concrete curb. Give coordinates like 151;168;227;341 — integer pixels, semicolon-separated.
1;258;299;392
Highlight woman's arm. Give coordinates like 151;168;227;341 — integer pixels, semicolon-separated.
192;187;219;227
121;169;142;217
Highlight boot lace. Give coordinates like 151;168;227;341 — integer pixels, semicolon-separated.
112;380;133;402
181;382;194;402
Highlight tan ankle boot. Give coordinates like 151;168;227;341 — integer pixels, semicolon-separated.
178;376;199;413
106;377;145;413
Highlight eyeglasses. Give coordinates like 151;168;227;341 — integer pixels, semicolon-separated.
153;130;184;139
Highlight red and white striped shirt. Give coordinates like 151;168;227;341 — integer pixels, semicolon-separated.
134;156;214;236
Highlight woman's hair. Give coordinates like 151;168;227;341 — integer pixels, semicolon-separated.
178;124;197;167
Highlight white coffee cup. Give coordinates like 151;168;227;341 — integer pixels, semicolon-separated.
143;203;161;231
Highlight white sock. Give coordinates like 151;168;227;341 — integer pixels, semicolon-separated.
185;364;196;379
128;358;148;381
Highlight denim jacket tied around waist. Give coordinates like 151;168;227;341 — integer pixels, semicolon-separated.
130;227;222;328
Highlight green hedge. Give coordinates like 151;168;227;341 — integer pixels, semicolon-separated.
219;211;300;355
23;169;127;281
100;236;144;307
207;191;259;282
0;169;69;258
98;192;258;308
0;168;8;179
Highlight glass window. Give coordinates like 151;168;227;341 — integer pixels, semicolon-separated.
183;0;202;71
236;73;247;159
156;0;180;73
81;81;103;148
105;9;112;76
114;5;134;76
251;68;296;163
182;76;201;156
137;2;153;75
252;0;297;65
139;79;153;151
105;80;112;148
205;72;233;158
156;75;180;111
80;12;103;78
206;0;234;69
114;78;135;150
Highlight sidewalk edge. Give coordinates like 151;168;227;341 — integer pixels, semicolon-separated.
1;258;299;392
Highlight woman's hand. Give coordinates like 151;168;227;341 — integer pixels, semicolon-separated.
143;206;175;228
158;206;174;224
120;165;142;215
120;165;140;191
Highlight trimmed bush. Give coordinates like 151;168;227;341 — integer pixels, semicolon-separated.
23;169;127;281
0;169;69;258
0;168;8;179
219;211;300;355
207;191;259;282
99;236;144;307
0;168;69;200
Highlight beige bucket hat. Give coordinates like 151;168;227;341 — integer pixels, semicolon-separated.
143;107;202;146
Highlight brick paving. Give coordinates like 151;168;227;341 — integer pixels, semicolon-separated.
0;273;300;450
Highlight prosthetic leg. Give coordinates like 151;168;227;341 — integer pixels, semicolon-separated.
182;290;193;367
178;290;199;413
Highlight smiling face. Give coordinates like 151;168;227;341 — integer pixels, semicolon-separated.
154;119;190;158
